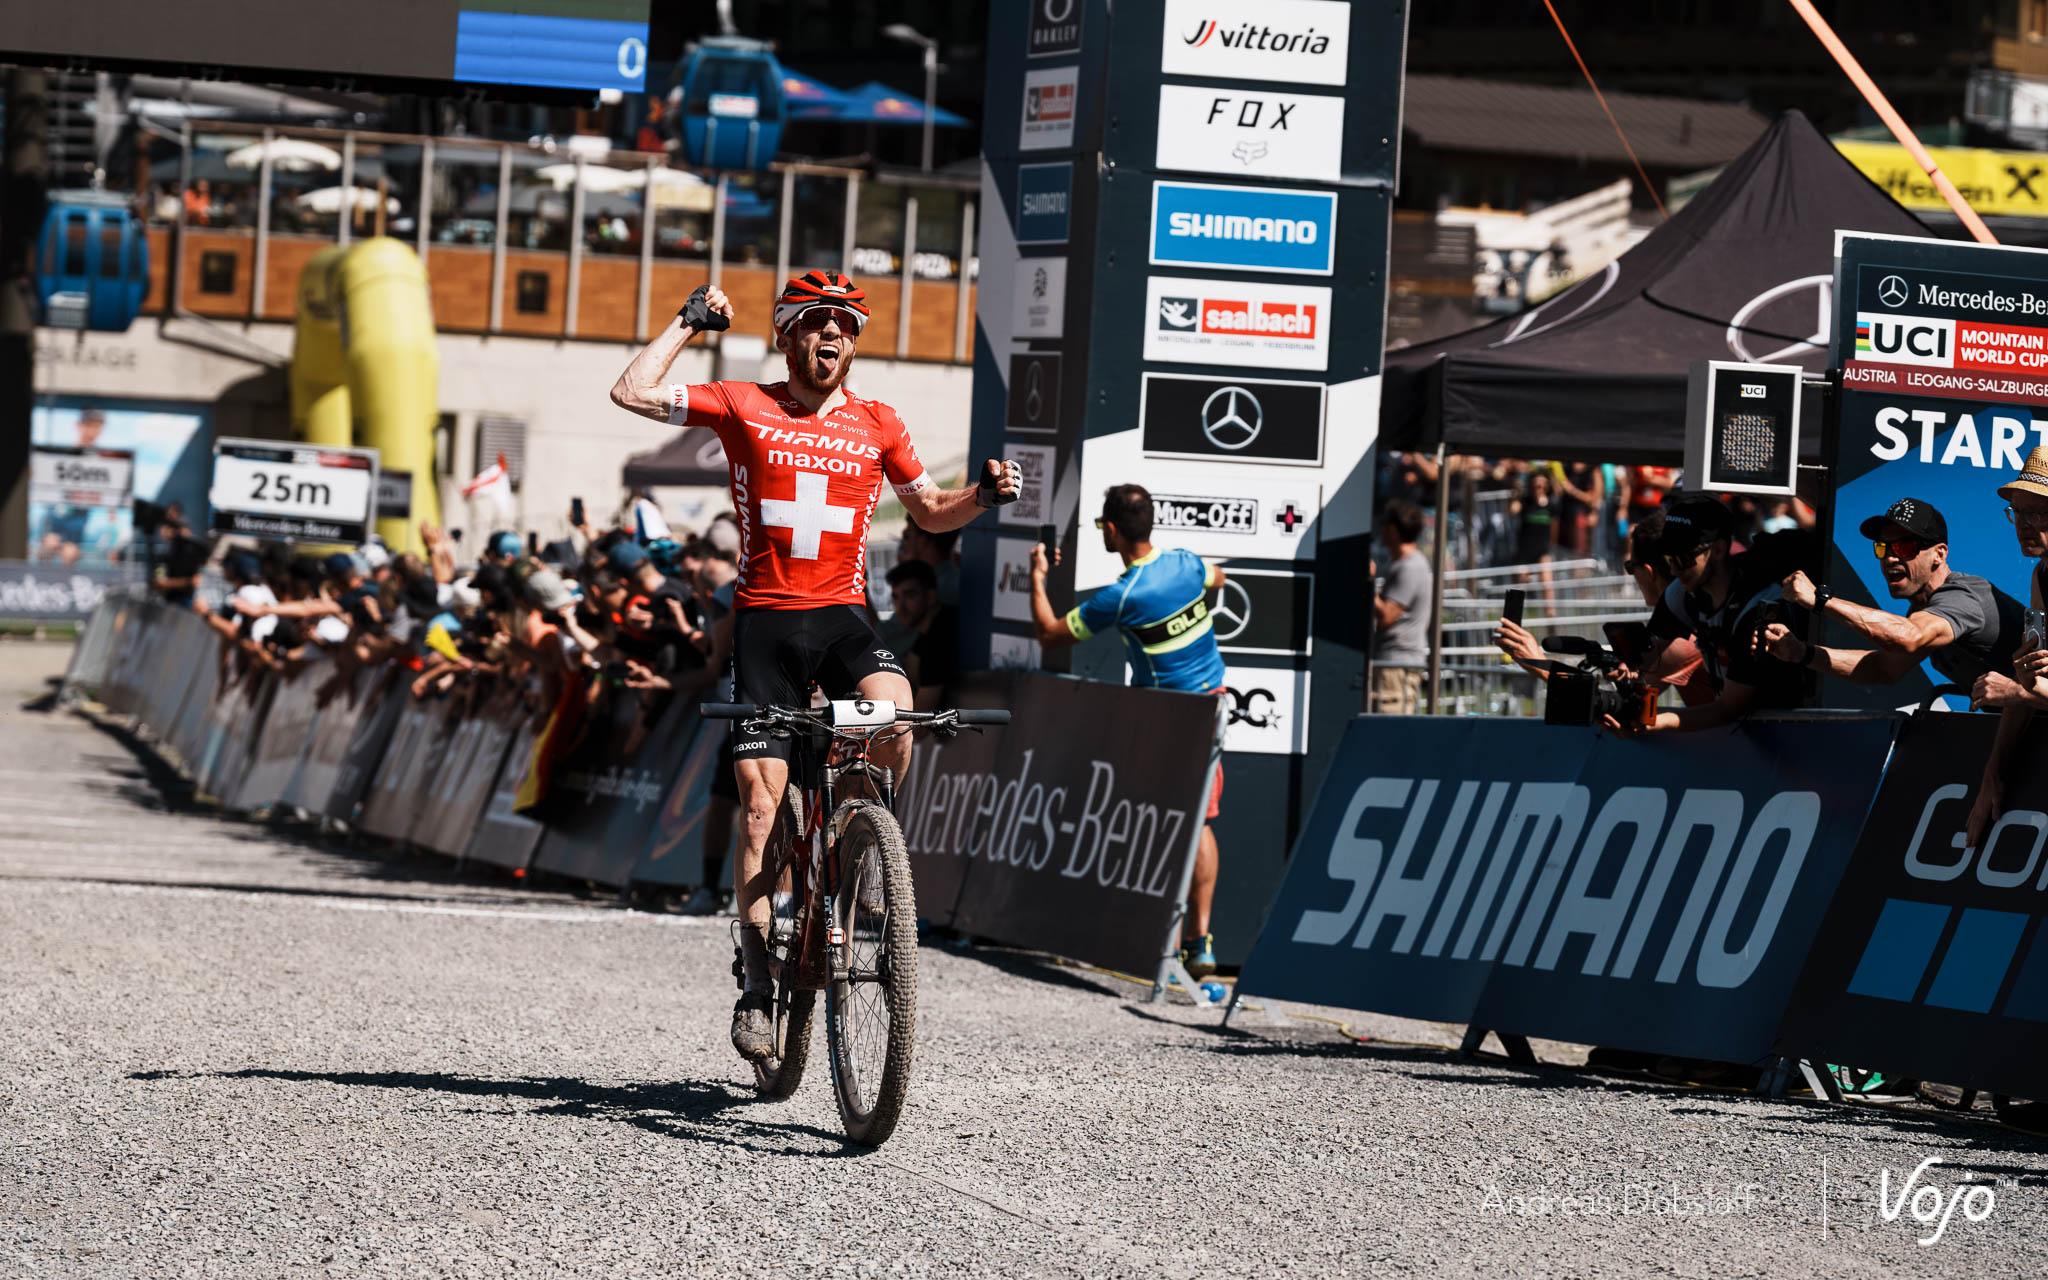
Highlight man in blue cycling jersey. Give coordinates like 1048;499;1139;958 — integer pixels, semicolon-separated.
1028;483;1227;978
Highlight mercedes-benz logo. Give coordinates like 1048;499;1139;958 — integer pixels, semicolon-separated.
1211;579;1251;643
1023;361;1044;422
1878;274;1909;308
1201;385;1263;451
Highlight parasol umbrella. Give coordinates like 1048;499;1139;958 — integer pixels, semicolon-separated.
225;137;341;171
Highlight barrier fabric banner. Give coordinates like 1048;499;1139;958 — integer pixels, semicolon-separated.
531;686;700;887
633;715;728;889
1239;715;1897;1063
411;695;518;858
900;671;1216;976
462;714;548;872
325;672;406;821
1779;712;2048;1095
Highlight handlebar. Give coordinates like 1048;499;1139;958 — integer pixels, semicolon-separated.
698;701;1012;728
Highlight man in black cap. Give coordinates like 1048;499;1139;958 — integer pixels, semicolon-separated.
1763;497;2023;690
1631;494;1807;732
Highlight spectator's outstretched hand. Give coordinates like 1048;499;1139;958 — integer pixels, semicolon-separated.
1761;621;1804;663
1493;618;1543;665
623;660;670;692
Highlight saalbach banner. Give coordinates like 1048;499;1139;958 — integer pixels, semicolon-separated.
1239;714;1896;1064
1778;711;2048;1097
1824;232;2048;710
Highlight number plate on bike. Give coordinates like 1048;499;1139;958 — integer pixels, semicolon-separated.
830;698;898;727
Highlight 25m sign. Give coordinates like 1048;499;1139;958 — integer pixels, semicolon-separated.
210;438;378;544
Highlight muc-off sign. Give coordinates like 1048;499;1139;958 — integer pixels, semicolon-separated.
1780;712;2048;1097
1824;233;2048;711
898;670;1214;976
1239;715;1896;1062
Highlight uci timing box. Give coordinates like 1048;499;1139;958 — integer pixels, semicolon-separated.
1684;359;1802;496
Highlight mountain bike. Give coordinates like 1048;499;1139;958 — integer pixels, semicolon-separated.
701;696;1010;1146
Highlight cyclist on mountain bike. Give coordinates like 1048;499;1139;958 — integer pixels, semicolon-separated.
610;271;1019;1062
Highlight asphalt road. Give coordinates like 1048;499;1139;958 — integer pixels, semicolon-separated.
6;639;2048;1278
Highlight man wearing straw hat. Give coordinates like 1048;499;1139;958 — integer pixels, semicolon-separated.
1967;446;2048;847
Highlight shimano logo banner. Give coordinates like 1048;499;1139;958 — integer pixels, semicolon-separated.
899;670;1217;976
1238;715;1894;1062
1780;712;2048;1098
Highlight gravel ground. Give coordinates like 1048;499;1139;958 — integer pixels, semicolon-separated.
6;639;2048;1278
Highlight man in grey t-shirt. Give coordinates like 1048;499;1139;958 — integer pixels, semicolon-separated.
1370;499;1434;713
1763;497;2023;689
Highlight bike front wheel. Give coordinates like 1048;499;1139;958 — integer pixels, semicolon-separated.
824;800;917;1146
753;785;815;1099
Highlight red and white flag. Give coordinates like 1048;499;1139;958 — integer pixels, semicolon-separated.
463;453;515;523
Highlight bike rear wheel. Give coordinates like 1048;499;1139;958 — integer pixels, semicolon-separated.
752;785;815;1099
824;801;917;1146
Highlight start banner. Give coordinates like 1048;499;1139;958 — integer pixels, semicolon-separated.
1239;714;1897;1064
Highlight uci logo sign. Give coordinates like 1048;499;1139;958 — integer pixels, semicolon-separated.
1855;312;1955;367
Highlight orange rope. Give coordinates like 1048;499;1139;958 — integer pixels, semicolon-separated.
1541;0;1668;220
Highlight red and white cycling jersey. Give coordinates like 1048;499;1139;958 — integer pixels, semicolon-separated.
668;380;932;610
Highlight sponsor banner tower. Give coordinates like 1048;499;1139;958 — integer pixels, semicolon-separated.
967;0;1406;959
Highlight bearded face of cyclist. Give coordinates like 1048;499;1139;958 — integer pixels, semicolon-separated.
778;306;858;395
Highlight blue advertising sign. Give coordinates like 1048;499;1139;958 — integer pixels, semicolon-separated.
1238;714;1896;1062
1148;180;1337;276
1779;711;2048;1097
454;10;649;93
1015;162;1074;246
1823;233;2048;710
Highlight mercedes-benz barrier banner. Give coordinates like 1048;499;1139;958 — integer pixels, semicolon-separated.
1238;715;1896;1064
1779;712;2048;1097
1825;232;2048;710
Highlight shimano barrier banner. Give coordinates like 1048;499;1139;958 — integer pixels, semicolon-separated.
1824;233;2048;711
899;671;1215;976
1779;712;2048;1097
1239;714;1897;1063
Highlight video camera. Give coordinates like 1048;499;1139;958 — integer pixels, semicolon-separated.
1533;624;1658;729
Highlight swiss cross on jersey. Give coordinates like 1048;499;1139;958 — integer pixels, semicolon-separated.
669;380;932;610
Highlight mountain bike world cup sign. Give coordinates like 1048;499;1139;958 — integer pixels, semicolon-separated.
1823;233;2048;710
1239;715;1895;1062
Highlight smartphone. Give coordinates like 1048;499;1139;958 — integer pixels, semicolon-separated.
2026;608;2047;653
1503;589;1526;627
1038;523;1058;555
526;531;539;556
570;497;586;527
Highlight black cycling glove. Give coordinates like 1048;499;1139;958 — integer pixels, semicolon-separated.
976;460;1020;507
679;285;730;332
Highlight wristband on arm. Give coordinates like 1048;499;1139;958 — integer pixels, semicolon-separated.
678;285;730;332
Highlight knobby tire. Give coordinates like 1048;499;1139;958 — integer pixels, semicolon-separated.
825;801;917;1146
752;785;815;1099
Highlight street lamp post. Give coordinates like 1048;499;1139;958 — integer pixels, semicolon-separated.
883;23;939;172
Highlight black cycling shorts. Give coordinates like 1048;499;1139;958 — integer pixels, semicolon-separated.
730;605;907;763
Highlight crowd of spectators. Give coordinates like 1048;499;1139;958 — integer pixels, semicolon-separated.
149;498;970;914
1378;453;1816;573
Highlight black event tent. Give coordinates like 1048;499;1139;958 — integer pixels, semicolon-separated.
622;429;730;488
1378;110;1931;463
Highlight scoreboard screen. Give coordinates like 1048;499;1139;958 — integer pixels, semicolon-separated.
2;0;649;94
